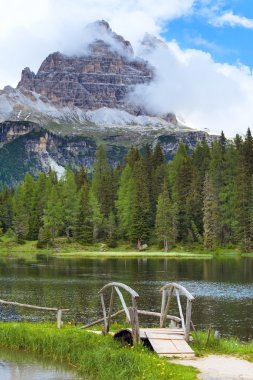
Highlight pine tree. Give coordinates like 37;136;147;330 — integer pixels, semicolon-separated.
155;183;178;251
116;164;134;239
91;145;113;218
89;191;104;241
0;187;13;232
143;144;156;222
12;186;29;243
75;167;89;191
43;187;63;243
29;173;50;240
75;186;93;244
203;173;219;249
37;226;52;248
61;168;79;239
153;143;165;168
169;143;192;241
129;159;152;246
219;130;227;157
233;132;253;251
243;128;253;175
219;143;240;244
125;147;140;168
23;173;36;239
106;211;117;247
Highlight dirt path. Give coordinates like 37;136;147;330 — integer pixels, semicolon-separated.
172;355;253;380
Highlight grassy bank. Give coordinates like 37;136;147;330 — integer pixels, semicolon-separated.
191;330;253;362
0;323;197;380
0;236;247;259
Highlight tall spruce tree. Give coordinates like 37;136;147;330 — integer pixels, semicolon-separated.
91;145;113;218
12;186;29;243
169;143;192;241
75;186;93;244
43;187;63;243
61;168;79;239
129;159;152;246
203;173;219;249
116;164;134;239
155;183;178;251
23;173;36;239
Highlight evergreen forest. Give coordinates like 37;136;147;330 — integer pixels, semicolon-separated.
1;128;253;252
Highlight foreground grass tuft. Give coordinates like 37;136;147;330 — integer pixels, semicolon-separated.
191;330;253;361
0;323;197;380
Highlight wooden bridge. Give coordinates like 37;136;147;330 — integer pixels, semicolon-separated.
81;282;195;358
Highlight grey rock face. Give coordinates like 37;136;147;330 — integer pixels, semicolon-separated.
0;121;214;184
17;21;153;114
0;120;37;142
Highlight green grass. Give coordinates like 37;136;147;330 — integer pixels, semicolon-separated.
0;322;198;380
0;235;249;260
191;330;253;362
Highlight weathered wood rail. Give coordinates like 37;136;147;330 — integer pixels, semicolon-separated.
0;299;69;328
80;281;195;357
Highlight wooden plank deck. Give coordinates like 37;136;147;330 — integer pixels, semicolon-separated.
144;328;194;358
114;328;194;358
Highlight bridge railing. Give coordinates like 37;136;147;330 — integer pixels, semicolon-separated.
80;281;194;343
160;283;194;341
98;282;140;343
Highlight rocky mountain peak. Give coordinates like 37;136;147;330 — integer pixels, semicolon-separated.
84;20;134;57
16;20;153;113
18;67;36;91
140;33;168;55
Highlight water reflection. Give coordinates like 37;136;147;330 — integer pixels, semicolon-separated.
0;256;252;340
0;349;78;379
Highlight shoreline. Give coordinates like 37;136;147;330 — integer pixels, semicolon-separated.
0;238;252;260
0;323;252;380
0;323;198;380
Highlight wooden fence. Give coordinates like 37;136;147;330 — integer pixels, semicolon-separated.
0;299;69;328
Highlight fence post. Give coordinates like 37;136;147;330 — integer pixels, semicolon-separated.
57;309;62;329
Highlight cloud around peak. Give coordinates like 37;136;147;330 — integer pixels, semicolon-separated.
1;0;253;137
131;38;253;137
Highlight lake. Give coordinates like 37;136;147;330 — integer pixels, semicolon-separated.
0;255;252;340
0;348;78;379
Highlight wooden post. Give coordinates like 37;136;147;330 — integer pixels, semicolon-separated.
129;307;139;344
175;289;185;330
160;286;174;328
57;309;62;329
114;286;130;322
107;287;115;333
100;293;108;334
160;289;166;327
130;297;140;344
185;299;192;342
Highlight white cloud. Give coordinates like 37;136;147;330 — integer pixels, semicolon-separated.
212;11;253;28
1;0;253;137
0;0;195;87
131;41;253;137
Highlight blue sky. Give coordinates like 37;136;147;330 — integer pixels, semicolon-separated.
163;0;253;68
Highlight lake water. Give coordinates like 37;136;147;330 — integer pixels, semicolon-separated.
0;348;78;379
0;255;252;340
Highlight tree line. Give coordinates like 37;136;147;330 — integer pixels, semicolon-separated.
1;128;253;251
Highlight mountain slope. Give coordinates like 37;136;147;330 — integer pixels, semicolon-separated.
0;121;212;184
